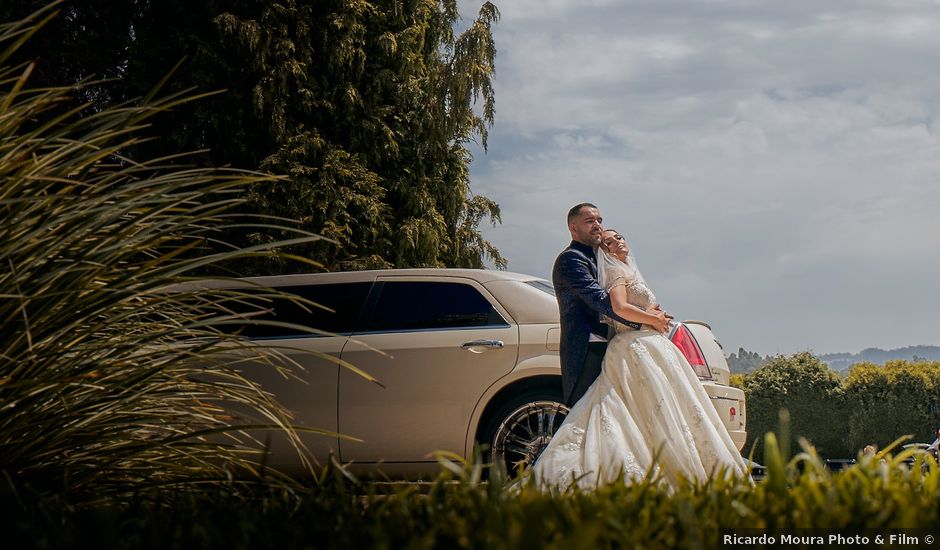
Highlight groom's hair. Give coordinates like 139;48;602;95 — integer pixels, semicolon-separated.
567;202;597;223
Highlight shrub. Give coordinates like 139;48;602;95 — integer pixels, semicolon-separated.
4;438;939;549
743;353;850;461
844;360;940;452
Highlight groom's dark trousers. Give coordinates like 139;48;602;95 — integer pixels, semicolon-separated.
568;342;608;408
553;240;640;407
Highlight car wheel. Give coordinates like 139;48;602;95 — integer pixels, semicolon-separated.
481;390;569;477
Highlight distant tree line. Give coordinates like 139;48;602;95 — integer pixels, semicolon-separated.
820;345;940;372
726;347;769;373
727;345;940;374
734;353;940;462
0;0;506;273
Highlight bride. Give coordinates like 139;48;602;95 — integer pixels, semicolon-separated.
533;229;748;488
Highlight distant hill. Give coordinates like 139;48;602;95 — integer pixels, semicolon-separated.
727;345;940;374
819;345;940;372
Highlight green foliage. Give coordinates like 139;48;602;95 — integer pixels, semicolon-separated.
0;6;324;501
4;440;939;548
740;354;940;462
843;360;940;452
0;0;507;273
743;353;849;461
727;346;768;373
223;0;506;272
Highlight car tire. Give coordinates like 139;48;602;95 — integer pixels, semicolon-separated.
479;389;569;477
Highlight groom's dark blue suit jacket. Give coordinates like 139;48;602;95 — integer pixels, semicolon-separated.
553;241;639;404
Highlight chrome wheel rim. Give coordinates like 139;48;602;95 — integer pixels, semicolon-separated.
491;400;569;475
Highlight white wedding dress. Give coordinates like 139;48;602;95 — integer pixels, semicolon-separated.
533;251;748;489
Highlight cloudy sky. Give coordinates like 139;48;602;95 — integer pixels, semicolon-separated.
459;0;940;356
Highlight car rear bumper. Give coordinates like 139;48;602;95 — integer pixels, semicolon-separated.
701;381;747;452
728;429;747;452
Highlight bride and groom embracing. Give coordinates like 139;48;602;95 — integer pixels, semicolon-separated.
532;203;748;488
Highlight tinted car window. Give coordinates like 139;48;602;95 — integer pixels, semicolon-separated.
524;279;555;297
364;281;508;332
230;282;372;339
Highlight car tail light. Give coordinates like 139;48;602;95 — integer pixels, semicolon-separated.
670;324;712;379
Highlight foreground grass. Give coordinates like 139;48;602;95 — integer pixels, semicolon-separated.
5;442;939;549
1;4;332;501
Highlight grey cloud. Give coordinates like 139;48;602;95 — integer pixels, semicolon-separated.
464;0;940;355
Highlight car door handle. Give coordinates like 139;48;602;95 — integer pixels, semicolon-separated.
461;340;504;353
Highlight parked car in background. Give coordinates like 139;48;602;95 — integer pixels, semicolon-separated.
902;430;939;470
204;269;747;477
929;429;940;461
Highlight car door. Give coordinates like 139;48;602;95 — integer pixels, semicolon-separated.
236;281;372;471
338;277;519;463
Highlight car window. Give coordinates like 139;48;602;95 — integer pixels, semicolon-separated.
228;282;372;339
524;279;555;297
363;281;508;332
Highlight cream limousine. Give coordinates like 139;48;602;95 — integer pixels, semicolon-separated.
218;269;747;476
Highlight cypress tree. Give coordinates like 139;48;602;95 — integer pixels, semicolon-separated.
2;0;506;272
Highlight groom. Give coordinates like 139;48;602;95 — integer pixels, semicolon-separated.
553;203;641;407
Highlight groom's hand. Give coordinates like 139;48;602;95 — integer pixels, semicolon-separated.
652;303;675;321
645;305;671;334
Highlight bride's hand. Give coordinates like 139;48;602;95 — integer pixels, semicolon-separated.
645;305;671;333
652;303;675;320
649;304;674;331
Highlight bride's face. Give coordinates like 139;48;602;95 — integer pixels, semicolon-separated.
602;230;629;261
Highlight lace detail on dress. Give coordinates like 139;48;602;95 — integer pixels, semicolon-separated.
607;266;656;308
623;452;645;478
700;440;721;469
624;278;656;309
602;263;657;334
561;426;585;451
559;465;583;482
630;340;651;362
682;424;696;450
601;415;614;435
